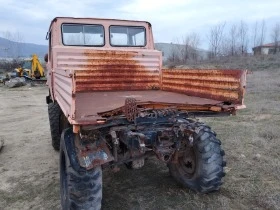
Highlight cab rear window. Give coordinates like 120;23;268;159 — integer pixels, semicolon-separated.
109;26;146;47
62;24;104;46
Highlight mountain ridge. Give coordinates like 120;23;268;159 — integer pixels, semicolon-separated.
0;37;47;58
0;37;208;60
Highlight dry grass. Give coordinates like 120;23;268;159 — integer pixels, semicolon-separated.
102;68;280;210
170;54;280;71
0;61;279;209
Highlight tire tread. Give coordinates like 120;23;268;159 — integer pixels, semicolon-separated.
48;103;61;150
60;133;102;210
168;122;226;193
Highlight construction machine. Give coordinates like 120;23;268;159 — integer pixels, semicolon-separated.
14;54;45;79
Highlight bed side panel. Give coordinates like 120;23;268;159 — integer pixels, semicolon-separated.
162;69;247;104
53;69;73;118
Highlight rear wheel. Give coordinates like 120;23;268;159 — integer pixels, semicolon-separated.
48;102;69;150
60;129;102;210
168;124;226;193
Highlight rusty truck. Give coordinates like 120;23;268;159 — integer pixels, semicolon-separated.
45;17;247;210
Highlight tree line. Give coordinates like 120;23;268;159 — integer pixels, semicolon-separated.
167;20;280;64
0;31;25;58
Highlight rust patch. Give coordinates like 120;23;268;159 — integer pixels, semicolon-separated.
97;102;226;118
73;50;160;92
162;69;246;104
74;133;114;169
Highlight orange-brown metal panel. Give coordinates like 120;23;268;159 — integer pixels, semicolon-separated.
162;69;246;104
65;49;162;92
53;46;246;125
53;72;73;118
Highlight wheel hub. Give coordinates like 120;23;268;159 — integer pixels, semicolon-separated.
183;156;195;174
180;148;196;175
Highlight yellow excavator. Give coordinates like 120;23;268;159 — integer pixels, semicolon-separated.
14;54;45;79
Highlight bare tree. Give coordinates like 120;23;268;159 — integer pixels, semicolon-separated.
208;22;226;58
229;24;238;56
251;20;266;55
167;33;200;64
252;20;266;47
181;36;190;62
259;20;266;46
270;23;280;54
14;32;24;58
1;31;25;58
182;33;200;62
173;37;185;63
167;42;181;64
252;21;259;48
238;21;248;55
189;33;200;62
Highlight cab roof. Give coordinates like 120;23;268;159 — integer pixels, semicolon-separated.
48;17;152;31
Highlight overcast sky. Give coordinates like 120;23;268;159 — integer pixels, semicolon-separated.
0;0;279;49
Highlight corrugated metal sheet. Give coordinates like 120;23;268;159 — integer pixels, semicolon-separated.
162;69;246;104
53;70;73;118
56;49;161;92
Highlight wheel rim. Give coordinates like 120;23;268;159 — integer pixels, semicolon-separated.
178;147;196;177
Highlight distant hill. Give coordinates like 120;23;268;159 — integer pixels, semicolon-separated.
0;37;208;61
0;37;47;58
155;42;209;61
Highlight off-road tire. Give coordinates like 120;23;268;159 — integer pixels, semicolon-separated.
48;102;62;150
60;129;102;210
168;123;226;193
48;102;69;150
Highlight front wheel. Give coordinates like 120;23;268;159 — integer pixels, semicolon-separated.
48;102;69;151
60;129;102;210
168;124;226;193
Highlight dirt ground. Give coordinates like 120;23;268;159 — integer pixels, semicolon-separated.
0;69;280;210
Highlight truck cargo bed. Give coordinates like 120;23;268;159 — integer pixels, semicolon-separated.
75;90;223;122
50;48;246;126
